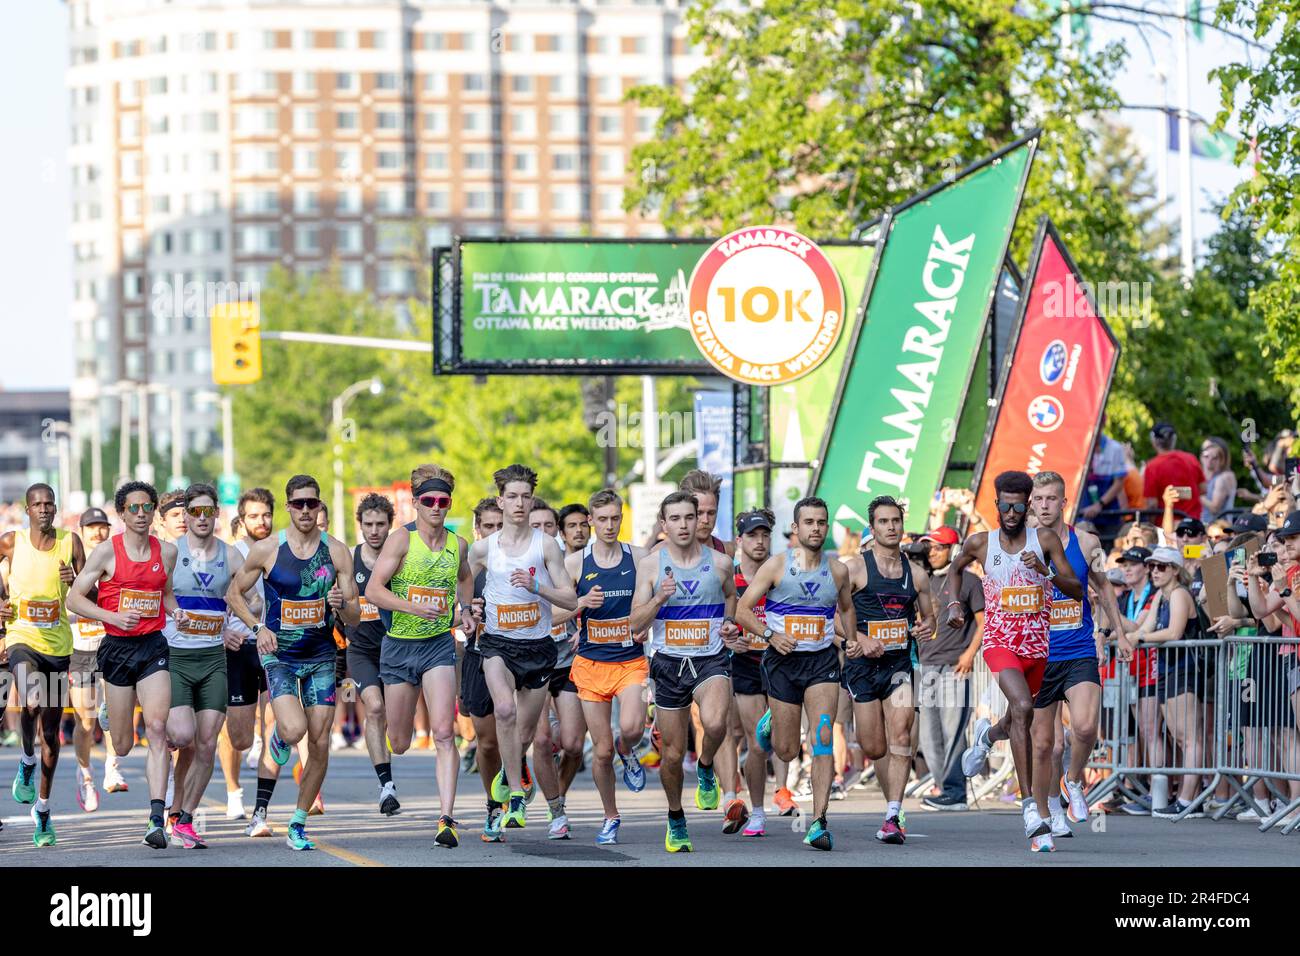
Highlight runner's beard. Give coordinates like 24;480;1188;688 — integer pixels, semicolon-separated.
998;512;1025;536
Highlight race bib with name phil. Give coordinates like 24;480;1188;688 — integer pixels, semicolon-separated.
786;614;828;643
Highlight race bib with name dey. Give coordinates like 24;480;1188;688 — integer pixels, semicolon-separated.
497;602;540;631
664;619;710;648
1000;586;1044;615
407;586;449;615
281;598;326;630
19;599;61;627
867;619;910;650
587;616;632;645
1050;599;1082;630
120;589;162;618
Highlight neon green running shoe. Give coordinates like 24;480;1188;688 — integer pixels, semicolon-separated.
12;762;36;804
694;763;719;811
503;793;527;829
32;807;56;847
665;816;693;853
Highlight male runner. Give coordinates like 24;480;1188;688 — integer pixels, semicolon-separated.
630;490;743;853
738;497;855;851
69;506;121;805
951;470;1083;852
0;483;87;846
366;464;475;847
528;498;588;839
162;482;248;849
566;489;649;845
220;488;274;824
67;480;183;848
838;496;936;845
459;497;506;840
345;492;397;815
226;475;359;851
1027;472;1128;840
724;509;795;835
157;491;188;542
467;464;577;831
646;470;735;557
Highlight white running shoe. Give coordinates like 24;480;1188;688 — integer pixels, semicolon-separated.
548;814;570;840
330;732;347;751
77;770;100;813
961;718;992;778
1030;832;1056;853
103;765;128;794
743;807;767;837
245;808;273;837
246;736;263;770
1064;779;1089;823
226;788;247;820
1023;802;1050;838
1050;806;1073;838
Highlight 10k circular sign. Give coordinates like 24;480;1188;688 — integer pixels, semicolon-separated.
686;226;846;385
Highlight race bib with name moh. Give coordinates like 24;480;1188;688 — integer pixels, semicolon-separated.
1000;586;1044;614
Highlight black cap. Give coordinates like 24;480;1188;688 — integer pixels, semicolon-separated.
1151;421;1176;442
1119;546;1152;564
1230;512;1268;533
1276;510;1300;539
1175;517;1206;537
79;507;110;528
736;512;773;536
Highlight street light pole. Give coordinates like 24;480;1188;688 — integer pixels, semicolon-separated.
331;378;384;545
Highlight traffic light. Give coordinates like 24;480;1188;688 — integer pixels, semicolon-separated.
210;301;262;385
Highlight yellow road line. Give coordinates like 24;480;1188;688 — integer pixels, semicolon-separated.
199;796;387;867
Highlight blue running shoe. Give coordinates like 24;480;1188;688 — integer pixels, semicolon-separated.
620;751;646;792
664;816;693;853
755;709;773;754
804;816;833;851
596;817;621;845
286;822;316;851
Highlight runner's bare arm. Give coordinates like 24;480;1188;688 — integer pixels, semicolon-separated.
66;540;126;628
734;554;779;639
911;561;937;641
226;537;275;632
832;558;856;649
0;532;14;601
364;528;413;614
160;541;184;622
943;534;985;626
629;552;671;633
532;536;578;611
1036;528;1084;600
456;536;477;633
329;538;360;628
719;562;743;646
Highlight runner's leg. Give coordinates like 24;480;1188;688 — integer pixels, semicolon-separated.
423;665;458;818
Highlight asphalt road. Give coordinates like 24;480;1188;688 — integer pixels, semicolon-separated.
1;747;1294;866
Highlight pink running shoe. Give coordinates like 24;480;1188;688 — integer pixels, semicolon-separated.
171;821;208;849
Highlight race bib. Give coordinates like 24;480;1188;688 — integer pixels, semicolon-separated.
867;619;910;650
664;619;710;648
586;616;632;645
407;586;449;616
786;614;827;643
76;619;106;640
550;622;567;639
1050;599;1082;630
1000;586;1044;615
120;588;162;618
497;602;540;631
179;610;225;638
281;598;326;629
18;599;60;628
359;599;380;623
745;630;769;651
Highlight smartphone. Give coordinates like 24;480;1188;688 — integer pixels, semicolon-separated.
1231;547;1246;567
1171;486;1194;500
1259;551;1279;568
1182;544;1206;560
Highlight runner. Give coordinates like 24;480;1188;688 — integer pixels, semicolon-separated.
344;493;398;816
219;488;274;825
529;498;589;839
951;470;1084;852
566;489;649;845
629;490;744;853
838;496;935;845
366;465;475;848
156;491;188;542
161;482;248;849
647;470;735;557
0;483;87;847
1028;472;1128;841
225;475;360;851
68;506;119;806
66;480;183;849
459;497;505;840
723;509;795;836
466;464;578;832
737;497;854;851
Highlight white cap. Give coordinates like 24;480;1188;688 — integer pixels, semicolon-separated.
1145;546;1183;568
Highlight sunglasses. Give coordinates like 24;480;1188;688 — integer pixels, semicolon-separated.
186;505;218;519
996;501;1028;514
125;502;157;515
287;497;323;511
418;494;451;509
1175;529;1199;537
1148;562;1174;572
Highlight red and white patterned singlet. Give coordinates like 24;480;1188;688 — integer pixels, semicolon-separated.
980;525;1052;659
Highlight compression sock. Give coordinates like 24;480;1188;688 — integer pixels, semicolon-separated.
887;801;902;818
375;762;393;787
255;777;276;814
547;796;565;818
290;808;308;827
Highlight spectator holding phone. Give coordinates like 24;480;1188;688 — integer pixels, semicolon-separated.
1143;422;1205;520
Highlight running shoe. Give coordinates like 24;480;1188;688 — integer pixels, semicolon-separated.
171;821;207;849
548;814;570;840
596;817;621;845
503;793;527;829
245;808;273;838
32;806;56;847
829;780;847;802
664;816;693;853
1236;798;1278;822
620;751;647;792
695;763;720;810
378;781;401;816
76;770;100;812
921;794;969;811
1049;806;1073;838
12;761;36;804
773;786;797;816
309;793;325;816
330;731;347;751
490;769;511;804
165;770;175;814
142;820;168;850
286;822;315;851
268;731;291;767
166;811;180;837
804;816;833;851
245;735;262;770
1064;779;1089;823
755;709;773;753
961;718;992;778
1022;802;1051;838
792;779;814;802
292;761;303;786
434;815;459;848
521;762;536;804
1030;833;1056;853
481;806;504;842
875;816;905;845
0;729;17;747
226;789;247;820
460;744;477;775
1118;795;1152;816
743;807;767;837
1153;800;1203;820
722;798;749;834
103;765;129;793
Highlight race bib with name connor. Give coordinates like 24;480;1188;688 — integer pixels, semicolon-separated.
664;619;710;648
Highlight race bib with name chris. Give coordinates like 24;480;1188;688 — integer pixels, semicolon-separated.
359;599;380;622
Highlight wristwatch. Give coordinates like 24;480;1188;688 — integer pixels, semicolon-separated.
762;626;774;641
251;623;261;636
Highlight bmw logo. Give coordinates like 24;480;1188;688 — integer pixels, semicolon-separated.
1040;340;1067;385
1028;395;1065;433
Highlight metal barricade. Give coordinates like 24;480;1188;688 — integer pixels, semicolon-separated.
963;650;1016;804
1216;635;1300;834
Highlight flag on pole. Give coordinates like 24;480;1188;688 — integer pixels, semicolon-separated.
1167;110;1240;161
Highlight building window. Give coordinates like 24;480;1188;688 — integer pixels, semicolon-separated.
295;225;321;254
335;186;362;214
424;150;448;172
335;72;357;92
551;152;578;173
374;72;399;91
462;73;486;93
422;110;447;134
341;264;364;292
463;149;491;172
293;147;319;172
510;75;534;94
510;111;536;136
376;150;403;170
425;190;449;213
336;109;359;131
293;108;318;132
376;110;402;130
336;223;363;253
294;187;320;214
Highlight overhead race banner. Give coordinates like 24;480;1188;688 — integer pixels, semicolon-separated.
452;239;710;372
972;219;1121;526
694;390;735;538
811;135;1038;532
